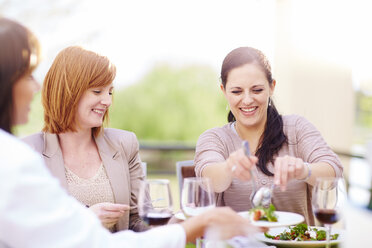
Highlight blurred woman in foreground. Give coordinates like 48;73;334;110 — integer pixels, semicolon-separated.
0;17;260;248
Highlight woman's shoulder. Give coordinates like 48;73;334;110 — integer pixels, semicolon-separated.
100;129;140;161
103;128;136;139
202;123;232;134
197;123;237;148
101;128;138;149
21;132;44;151
199;123;233;139
282;115;320;143
282;114;312;128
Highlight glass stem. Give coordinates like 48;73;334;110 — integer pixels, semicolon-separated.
325;224;331;248
196;237;202;248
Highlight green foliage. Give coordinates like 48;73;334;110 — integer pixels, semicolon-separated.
354;91;372;145
110;64;227;143
356;91;372;127
14;92;44;137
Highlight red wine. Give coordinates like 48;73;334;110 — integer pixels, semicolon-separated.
314;209;339;224
140;212;172;226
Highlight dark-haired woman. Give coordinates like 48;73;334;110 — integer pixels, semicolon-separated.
194;47;343;225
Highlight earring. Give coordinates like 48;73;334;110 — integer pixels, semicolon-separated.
226;104;229;111
268;97;272;106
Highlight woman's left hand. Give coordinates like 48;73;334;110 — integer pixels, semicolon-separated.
89;202;129;229
274;155;309;191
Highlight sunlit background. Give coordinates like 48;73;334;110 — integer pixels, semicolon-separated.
1;0;372;221
1;0;277;89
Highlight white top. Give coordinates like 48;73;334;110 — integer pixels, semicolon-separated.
0;129;185;248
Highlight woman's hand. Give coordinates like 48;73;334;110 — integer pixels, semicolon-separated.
181;207;267;243
274;155;309;191
226;148;258;181
89;202;130;229
202;148;257;193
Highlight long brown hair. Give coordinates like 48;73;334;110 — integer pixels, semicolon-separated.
42;46;116;137
220;47;286;176
0;18;40;133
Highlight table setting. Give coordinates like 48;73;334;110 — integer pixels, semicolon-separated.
139;142;347;248
181;175;346;248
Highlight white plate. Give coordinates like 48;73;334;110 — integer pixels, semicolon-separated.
255;226;345;248
238;211;304;227
174;212;186;220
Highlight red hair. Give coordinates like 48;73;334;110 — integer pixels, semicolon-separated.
42;46;116;137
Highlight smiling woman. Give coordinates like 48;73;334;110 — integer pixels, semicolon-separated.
22;46;149;232
76;84;114;132
194;46;343;226
41;46;116;137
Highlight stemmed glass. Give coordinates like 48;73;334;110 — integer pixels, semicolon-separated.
312;177;346;248
138;179;173;226
181;177;215;248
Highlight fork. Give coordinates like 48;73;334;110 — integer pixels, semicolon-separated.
242;141;274;208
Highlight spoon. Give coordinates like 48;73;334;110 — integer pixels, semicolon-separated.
242;141;274;208
252;184;275;208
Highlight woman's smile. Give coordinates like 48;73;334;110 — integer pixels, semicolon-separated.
92;108;105;116
239;106;258;116
222;63;274;130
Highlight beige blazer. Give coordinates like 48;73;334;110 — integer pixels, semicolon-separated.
22;128;148;232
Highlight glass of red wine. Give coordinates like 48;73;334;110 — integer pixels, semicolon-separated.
312;177;346;248
138;179;173;226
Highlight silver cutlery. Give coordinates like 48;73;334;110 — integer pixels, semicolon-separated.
242;141;274;208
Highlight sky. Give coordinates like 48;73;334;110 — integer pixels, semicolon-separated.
1;0;371;92
0;0;276;89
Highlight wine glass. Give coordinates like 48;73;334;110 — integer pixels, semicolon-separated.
312;177;346;248
181;177;215;248
138;179;173;226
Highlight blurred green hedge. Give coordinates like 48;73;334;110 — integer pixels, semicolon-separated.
109;64;227;143
16;64;228;144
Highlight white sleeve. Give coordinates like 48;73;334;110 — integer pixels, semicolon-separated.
111;224;186;248
0;135;185;248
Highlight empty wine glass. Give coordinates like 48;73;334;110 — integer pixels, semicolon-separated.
181;177;215;248
138;179;173;226
312;177;346;248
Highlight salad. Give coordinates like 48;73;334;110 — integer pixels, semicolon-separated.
249;203;278;222
264;223;339;241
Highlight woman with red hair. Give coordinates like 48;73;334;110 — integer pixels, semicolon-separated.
24;46;147;232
